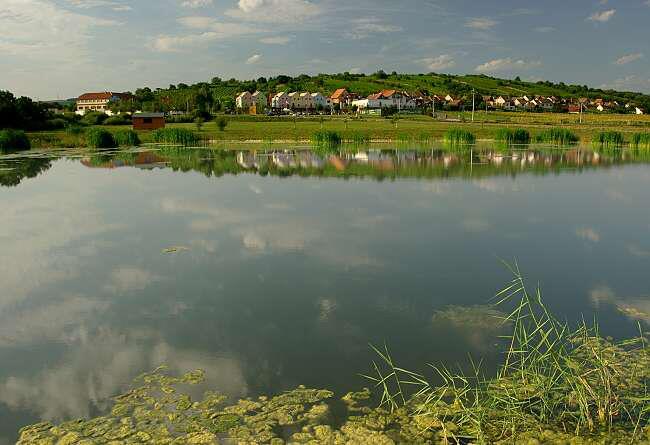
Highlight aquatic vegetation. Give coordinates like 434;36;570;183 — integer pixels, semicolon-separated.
113;129;140;147
594;131;625;148
494;128;530;144
0;129;30;152
366;264;650;443
349;131;370;145
631;133;650;150
85;128;117;149
151;128;201;146
443;128;475;145
311;130;342;146
534;128;579;145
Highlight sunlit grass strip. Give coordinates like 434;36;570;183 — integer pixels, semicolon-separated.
366;263;650;443
494;128;530;144
631;133;650;150
311;130;342;146
0;129;30;151
594;131;625;147
85;128;116;149
534;128;579;145
444;128;476;145
151;128;200;146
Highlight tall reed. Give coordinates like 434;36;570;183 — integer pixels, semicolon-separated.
631;133;650;150
494;128;530;144
534;128;579;145
113;129;141;147
593;131;625;147
311;130;342;146
443;128;475;145
151;128;200;146
85;128;116;149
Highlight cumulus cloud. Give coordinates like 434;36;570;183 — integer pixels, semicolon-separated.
152;18;258;52
615;53;644;65
66;0;131;10
419;55;456;71
465;17;498;30
345;17;402;40
587;9;616;22
246;53;262;64
576;227;600;243
600;75;650;92
226;0;320;23
181;0;213;7
475;58;541;73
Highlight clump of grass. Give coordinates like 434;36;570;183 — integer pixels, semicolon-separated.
494;128;530;144
594;131;625;147
0;129;31;152
443;128;475;145
630;133;650;150
366;263;650;443
349;132;370;145
85;128;116;149
311;130;342;146
534;128;579;145
113;129;140;147
151;128;200;146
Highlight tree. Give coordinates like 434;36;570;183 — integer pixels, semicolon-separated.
375;70;388;80
215;116;228;131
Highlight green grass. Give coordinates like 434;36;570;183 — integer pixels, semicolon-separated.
151;128;201;145
365;263;650;443
113;129;141;146
85;128;117;149
594;131;625;147
631;133;650;150
534;128;580;145
311;130;342;146
494;128;530;144
443;128;475;145
0;129;30;152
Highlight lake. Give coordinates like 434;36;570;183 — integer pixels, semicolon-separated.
1;146;649;443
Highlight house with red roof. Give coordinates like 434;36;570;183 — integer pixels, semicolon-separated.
76;92;133;115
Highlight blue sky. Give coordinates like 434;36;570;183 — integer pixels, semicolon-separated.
1;0;649;99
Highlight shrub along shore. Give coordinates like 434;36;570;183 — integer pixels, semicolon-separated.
16;270;649;444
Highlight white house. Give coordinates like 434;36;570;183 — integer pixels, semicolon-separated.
494;96;508;107
271;92;290;109
236;91;253;109
311;92;331;110
636;107;645;115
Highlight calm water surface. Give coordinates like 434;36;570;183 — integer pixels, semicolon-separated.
1;146;649;443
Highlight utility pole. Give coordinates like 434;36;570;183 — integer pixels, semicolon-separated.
432;96;435;118
579;102;583;124
471;89;476;122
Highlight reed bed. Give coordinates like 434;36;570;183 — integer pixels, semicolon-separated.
151;128;201;146
348;131;370;145
443;128;476;145
113;129;141;147
594;131;625;147
0;129;31;151
366;263;649;444
85;128;117;149
631;133;650;150
534;128;579;145
311;130;342;146
494;128;530;144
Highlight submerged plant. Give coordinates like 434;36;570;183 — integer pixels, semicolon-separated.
534;128;579;145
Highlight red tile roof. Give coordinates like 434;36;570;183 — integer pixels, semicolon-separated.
77;92;132;101
330;88;348;99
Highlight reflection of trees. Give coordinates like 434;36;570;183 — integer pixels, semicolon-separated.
0;157;52;187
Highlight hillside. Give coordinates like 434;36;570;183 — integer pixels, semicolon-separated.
120;72;650;113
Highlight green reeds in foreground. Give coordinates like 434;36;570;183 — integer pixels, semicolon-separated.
349;131;370;145
594;131;625;147
631;133;650;150
311;130;342;146
534;128;579;145
113;129;141;147
443;128;475;145
85;128;116;149
151;128;200;146
0;129;30;151
366;263;649;443
494;128;530;144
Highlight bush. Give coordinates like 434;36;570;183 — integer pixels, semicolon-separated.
104;115;131;126
66;125;85;136
45;118;67;130
151;128;200;145
215;116;228;132
534;128;579;145
113;129;140;146
85;128;116;149
311;130;342;146
443;128;475;145
81;111;109;126
494;128;530;144
0;129;31;152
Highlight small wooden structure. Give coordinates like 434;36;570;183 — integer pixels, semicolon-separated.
132;113;165;130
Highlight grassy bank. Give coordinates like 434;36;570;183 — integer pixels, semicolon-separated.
17;270;649;444
22;112;650;149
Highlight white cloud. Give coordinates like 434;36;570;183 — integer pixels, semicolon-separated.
226;0;320;23
475;58;541;73
345;17;402;40
246;53;262;64
465;17;498;30
181;0;213;7
260;35;292;45
419;54;456;71
576;227;600;243
600;75;650;92
615;53;644;65
152;18;259;52
66;0;131;10
587;9;616;22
